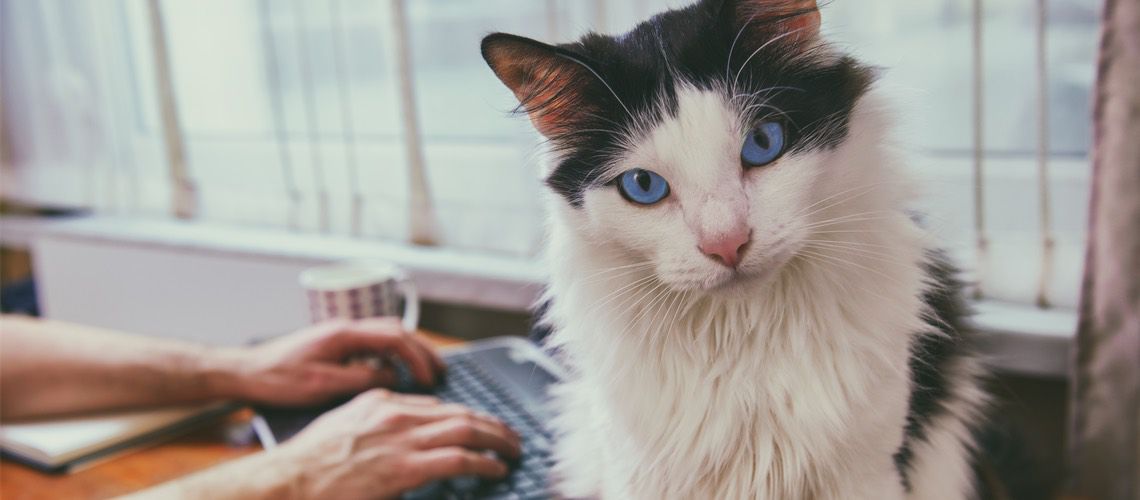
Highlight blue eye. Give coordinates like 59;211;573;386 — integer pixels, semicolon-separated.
617;168;670;205
741;121;786;167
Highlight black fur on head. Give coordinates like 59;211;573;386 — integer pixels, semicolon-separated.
481;0;873;206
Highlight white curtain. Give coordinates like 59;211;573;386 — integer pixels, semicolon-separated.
0;0;1101;308
1;0;567;255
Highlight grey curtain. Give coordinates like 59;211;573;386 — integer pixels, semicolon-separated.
1067;0;1140;498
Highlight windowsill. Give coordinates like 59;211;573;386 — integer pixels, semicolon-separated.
4;214;546;313
1;214;1075;378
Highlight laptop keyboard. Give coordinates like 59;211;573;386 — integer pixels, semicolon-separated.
401;355;556;500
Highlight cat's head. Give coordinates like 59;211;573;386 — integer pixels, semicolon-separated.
483;0;884;293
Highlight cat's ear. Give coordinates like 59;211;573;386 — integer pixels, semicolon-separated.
723;0;821;45
481;33;600;138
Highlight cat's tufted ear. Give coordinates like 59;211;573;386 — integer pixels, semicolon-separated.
722;0;821;46
481;33;601;139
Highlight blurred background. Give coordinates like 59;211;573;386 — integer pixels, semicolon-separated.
0;1;1104;492
0;0;1099;302
0;0;1094;355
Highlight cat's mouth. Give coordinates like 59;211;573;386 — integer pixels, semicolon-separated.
727;254;793;291
671;241;800;294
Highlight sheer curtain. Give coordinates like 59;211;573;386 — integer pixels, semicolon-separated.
1;0;567;255
0;0;1100;308
0;0;169;216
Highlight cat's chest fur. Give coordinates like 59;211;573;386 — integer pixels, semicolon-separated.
544;219;929;499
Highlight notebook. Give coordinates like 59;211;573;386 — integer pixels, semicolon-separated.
0;402;237;473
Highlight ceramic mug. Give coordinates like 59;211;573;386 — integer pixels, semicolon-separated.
299;260;420;333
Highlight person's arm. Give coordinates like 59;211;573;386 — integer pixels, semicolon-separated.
0;316;444;420
122;389;520;500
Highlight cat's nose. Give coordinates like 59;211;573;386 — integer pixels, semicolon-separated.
699;229;751;268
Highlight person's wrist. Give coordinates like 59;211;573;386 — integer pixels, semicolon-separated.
197;346;253;401
258;446;306;498
126;446;301;500
262;436;328;499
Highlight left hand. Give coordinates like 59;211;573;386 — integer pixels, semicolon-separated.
216;318;446;407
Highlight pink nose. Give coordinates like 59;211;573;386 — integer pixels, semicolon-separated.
699;229;751;268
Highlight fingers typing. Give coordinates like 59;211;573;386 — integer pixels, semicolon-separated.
334;324;440;386
409;415;521;459
402;447;510;487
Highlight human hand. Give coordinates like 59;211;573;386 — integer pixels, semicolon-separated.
217;318;446;407
270;388;521;499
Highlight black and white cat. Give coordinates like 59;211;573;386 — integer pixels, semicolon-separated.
482;1;987;498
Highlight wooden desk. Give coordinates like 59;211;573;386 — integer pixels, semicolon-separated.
0;332;464;500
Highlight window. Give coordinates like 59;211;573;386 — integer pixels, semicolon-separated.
0;0;1099;308
824;0;1099;308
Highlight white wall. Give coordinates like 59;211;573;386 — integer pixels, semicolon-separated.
35;236;316;345
30;217;545;346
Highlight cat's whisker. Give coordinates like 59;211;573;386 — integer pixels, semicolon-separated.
576;110;627;131
724;9;765;88
668;289;692;331
600;273;658;302
796;248;908;288
733;87;803;128
553;53;635;121
592;291;649;334
790;182;895;220
610;276;668;319
790;187;907;231
800;209;898;227
578;261;656;283
791;188;882;222
584;273;660;316
808;229;888;236
732;85;806;105
652;286;685;330
654;24;678;82
617;280;669;328
797;253;919;327
738;102;802;130
630;282;673;332
802;209;898;223
731;26;813;92
802;237;899;253
649;289;679;337
802;242;901;265
795;179;912;218
638;283;670;328
619;280;660;321
800;215;898;231
801;107;847;131
800;239;898;251
579;267;656;286
653;287;691;342
550;128;620;139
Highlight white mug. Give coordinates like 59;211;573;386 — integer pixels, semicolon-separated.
299;261;420;333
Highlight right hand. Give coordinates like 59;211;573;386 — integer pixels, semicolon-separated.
268;388;521;499
221;319;446;408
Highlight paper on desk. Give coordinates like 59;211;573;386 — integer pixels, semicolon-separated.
0;402;230;467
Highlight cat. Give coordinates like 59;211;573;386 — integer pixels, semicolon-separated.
482;0;987;498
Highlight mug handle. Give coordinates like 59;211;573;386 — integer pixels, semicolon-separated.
397;274;420;334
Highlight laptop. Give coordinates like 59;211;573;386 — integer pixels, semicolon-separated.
252;336;565;500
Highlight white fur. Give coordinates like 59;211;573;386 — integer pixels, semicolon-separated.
538;85;981;499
